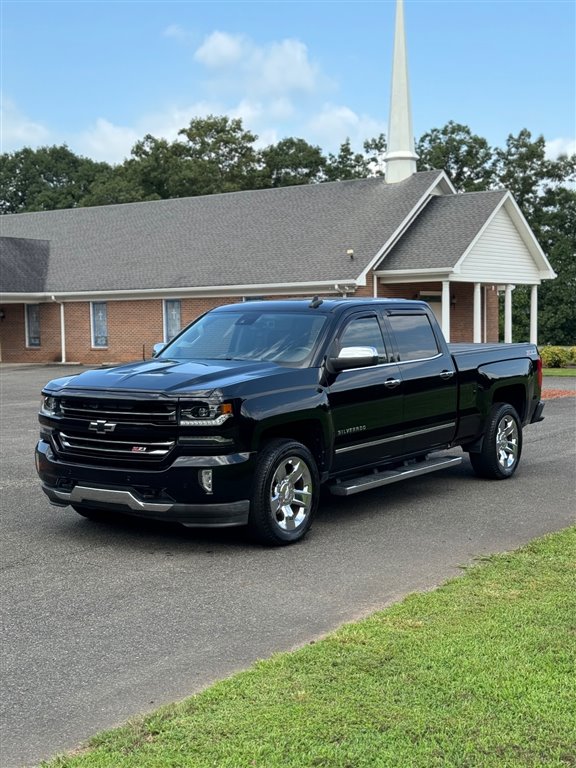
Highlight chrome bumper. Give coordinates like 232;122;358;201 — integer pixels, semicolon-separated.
42;483;250;527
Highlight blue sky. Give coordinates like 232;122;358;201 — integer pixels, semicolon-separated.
1;0;574;165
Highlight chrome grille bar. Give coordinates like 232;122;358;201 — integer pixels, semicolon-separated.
60;398;177;424
58;432;175;457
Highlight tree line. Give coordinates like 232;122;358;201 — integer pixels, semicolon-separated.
1;117;574;344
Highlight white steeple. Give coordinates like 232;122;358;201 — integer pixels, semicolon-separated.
384;0;418;183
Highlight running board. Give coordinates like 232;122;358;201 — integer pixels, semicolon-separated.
329;455;462;497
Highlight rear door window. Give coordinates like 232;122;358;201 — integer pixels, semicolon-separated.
387;313;440;361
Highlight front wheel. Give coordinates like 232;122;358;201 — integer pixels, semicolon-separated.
248;439;319;546
469;403;522;479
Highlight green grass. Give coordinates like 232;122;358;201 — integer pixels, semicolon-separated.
44;528;576;768
543;368;576;377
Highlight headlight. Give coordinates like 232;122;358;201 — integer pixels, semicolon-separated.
40;395;60;416
179;396;233;427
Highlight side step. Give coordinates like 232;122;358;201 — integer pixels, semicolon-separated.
329;455;462;497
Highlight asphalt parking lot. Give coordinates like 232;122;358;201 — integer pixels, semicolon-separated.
0;365;574;768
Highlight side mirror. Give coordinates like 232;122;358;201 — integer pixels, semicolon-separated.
152;342;166;357
329;346;379;372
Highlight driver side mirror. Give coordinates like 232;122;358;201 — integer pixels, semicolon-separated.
329;346;379;372
152;342;166;357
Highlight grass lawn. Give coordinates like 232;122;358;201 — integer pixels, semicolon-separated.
543;368;576;377
44;527;576;768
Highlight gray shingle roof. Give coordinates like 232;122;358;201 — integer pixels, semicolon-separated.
0;171;445;294
379;190;508;271
0;237;49;292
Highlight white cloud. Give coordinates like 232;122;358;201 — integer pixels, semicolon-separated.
74;103;227;164
194;31;327;98
163;24;191;42
251;39;323;96
307;104;386;153
0;97;50;150
76;119;140;164
545;137;576;159
195;31;246;67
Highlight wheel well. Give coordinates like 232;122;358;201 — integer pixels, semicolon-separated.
258;421;326;472
491;385;526;422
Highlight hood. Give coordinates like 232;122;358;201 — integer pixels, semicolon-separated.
44;358;292;396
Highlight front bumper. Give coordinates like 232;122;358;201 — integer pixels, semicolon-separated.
36;440;253;527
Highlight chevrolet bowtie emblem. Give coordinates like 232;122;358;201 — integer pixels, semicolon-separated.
89;420;117;434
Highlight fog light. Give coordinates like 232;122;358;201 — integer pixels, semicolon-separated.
199;468;213;494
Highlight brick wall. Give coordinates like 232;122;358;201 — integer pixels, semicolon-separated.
0;303;62;363
0;283;502;364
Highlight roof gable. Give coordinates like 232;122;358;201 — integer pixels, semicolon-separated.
375;189;555;284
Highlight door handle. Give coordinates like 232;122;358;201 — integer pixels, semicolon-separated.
384;378;401;389
439;370;455;380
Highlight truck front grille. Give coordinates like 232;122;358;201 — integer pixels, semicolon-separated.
60;396;177;425
53;395;179;465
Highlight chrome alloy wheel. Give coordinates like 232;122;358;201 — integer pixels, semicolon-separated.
496;415;519;469
269;456;313;531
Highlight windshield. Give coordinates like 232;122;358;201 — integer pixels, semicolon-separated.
159;310;327;366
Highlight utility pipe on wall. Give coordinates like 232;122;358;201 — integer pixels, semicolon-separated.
51;295;66;363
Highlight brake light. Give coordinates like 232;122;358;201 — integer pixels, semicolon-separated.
536;357;543;391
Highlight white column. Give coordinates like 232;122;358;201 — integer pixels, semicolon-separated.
473;283;482;343
530;285;538;345
504;284;513;343
60;302;66;363
442;280;451;342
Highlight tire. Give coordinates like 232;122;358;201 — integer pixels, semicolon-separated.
469;403;523;479
248;439;319;546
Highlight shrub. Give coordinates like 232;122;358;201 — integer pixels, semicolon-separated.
540;346;572;368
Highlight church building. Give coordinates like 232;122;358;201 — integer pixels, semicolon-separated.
0;0;556;364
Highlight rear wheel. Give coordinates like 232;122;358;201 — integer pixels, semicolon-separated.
248;439;319;546
469;403;522;479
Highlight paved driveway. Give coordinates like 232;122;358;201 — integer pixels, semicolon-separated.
1;365;574;768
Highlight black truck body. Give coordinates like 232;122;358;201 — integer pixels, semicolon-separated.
36;299;544;544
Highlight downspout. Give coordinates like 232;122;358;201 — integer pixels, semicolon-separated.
51;296;66;363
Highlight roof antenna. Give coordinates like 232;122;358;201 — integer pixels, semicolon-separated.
309;296;323;308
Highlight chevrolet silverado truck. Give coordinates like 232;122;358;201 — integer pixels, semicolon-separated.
36;298;544;545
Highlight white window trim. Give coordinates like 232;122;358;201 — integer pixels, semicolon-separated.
90;301;108;349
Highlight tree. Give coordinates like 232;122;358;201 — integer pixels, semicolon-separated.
324;138;370;181
176;115;260;195
259;137;326;187
0;145;112;214
536;186;576;345
416;121;494;192
493;129;576;225
363;133;387;177
493;130;576;343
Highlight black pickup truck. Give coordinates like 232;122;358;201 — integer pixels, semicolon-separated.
36;299;544;545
